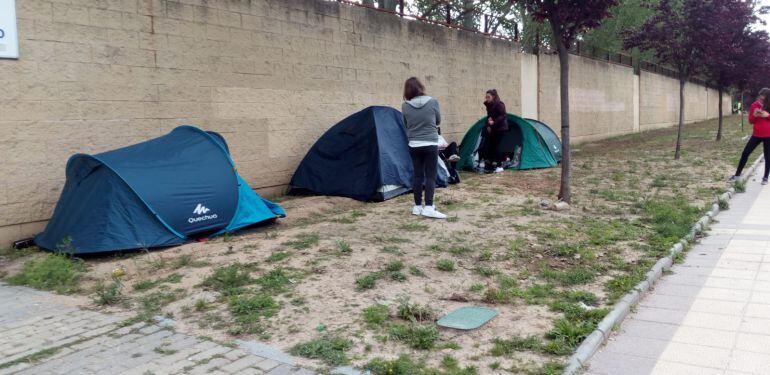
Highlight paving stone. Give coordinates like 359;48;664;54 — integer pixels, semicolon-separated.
0;282;316;375
255;358;281;371
220;354;266;373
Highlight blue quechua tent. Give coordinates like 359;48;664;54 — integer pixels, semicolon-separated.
289;106;448;201
35;126;285;254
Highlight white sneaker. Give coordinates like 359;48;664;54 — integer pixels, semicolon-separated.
421;205;447;219
494;167;504;173
412;205;423;215
448;154;461;162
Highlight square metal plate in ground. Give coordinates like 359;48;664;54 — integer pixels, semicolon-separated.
436;306;498;330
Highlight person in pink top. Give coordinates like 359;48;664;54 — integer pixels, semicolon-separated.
732;88;770;185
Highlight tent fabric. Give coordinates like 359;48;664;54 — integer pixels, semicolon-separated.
457;113;561;171
525;118;563;162
290;106;447;202
35;126;285;254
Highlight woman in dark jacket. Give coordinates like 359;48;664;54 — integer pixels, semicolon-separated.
482;89;509;173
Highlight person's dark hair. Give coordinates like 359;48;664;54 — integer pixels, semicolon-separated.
760;88;770;109
486;89;500;102
404;77;426;101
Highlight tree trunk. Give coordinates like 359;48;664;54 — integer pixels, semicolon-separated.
675;78;685;160
551;21;571;203
459;0;476;29
716;88;723;141
362;0;374;6
379;0;397;11
741;90;745;132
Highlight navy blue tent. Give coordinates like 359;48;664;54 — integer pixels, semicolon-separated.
35;126;285;254
290;106;447;201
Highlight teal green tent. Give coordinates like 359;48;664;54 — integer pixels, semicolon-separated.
457;114;562;171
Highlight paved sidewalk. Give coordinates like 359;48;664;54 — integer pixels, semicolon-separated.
0;283;314;375
587;166;770;375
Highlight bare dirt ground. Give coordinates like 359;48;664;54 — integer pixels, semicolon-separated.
0;116;750;374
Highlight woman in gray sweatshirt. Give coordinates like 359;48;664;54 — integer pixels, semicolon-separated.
401;77;446;219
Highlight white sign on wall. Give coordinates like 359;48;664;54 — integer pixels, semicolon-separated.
0;0;19;59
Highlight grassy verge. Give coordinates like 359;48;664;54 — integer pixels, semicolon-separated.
0;116;749;372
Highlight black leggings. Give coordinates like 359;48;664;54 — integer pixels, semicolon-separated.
735;136;770;179
481;130;504;169
409;145;438;206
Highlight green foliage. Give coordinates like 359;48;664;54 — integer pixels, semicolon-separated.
362;304;389;327
194;299;211;311
491;336;543;356
399;222;429;232
409;266;426;277
385;260;404;272
521;283;557;304
637;196;702;246
266;252;291;263
436;259;455;272
256;268;292;293
121;289;186;325
200;263;253;295
282;233;320;250
365;354;477;375
7;253;86;294
529;362;566;375
389;323;440;350
171;254;209;269
228;292;279;335
229;293;279;320
336;240;353;254
356;272;383;291
483;275;521;304
396;297;436;322
448;246;472;255
92;279;123;306
133;273;183;292
540;266;596;286
475;266;498;277
718;196;730;210
735;178;747;192
289;336;352;366
606;265;648;301
545;319;596;350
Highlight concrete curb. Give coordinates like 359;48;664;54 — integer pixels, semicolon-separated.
562;155;764;375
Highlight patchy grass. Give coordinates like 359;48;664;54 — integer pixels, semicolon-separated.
228;292;280;335
92;279;124;306
199;263;254;295
365;354;478;375
133;273;183;292
355;272;383;291
266;251;292;263
396;297;436;322
1;116;748;372
289;336;352;366
282;233;320;250
389;322;441;349
362;304;389;327
436;259;456;272
6;253;86;294
171;254;209;269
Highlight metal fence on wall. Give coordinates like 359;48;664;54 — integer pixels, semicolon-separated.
331;0;517;41
328;0;712;87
